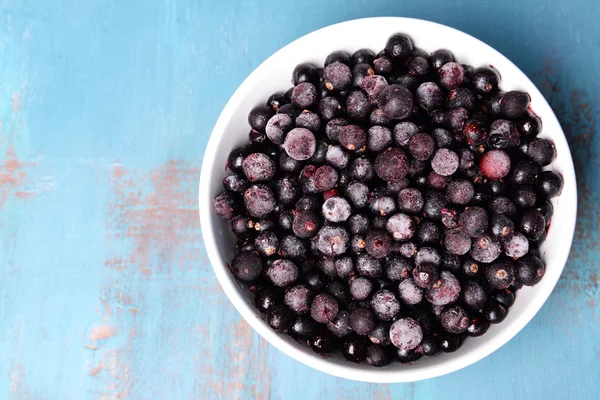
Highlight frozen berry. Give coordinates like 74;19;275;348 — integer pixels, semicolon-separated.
483;301;507;323
350;157;375;181
285;285;312;314
514;185;538;208
488;119;520;149
356;253;382;278
325;145;350;169
367;125;393;152
515;256;545;286
248;105;274;131
500;91;530;119
365;230;392;259
296;110;321;131
470;235;502;263
417;220;441;244
416;82;443;111
459;206;488;237
213;192;238;219
397;188;424;214
374;147;410;182
361;75;388;103
438;62;465;89
462;119;488;145
519;210;546;240
431;148;459;176
322;196;352;222
440;305;470;334
377;84;414;120
345;181;370;207
339;124;367;151
267;259;299;287
350;276;374;301
323;62;352;91
390;317;423;350
448;87;475;110
536;171;563;198
385;33;413;59
346;90;372;120
485;259;515;289
293;63;318;85
325;50;351;66
386;213;415;241
462;280;488;310
510;159;541;185
385;256;412;280
446;179;475;205
447;107;469;132
267;305;294;331
232;251;262;282
292;210;320;238
444;229;471;255
255;231;279;256
309;328;336;353
371;289;401;321
408;133;435;161
412;263;438;288
350;307;376;336
342;334;369;361
472;66;500;94
244;184;276;218
393;121;419;146
327;309;353;338
284;128;316;161
316;225;349;256
310;293;339;323
369;194;396;216
399;278;424;305
425;271;461;306
466;314;489;336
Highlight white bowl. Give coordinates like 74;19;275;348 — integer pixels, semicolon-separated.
199;17;577;383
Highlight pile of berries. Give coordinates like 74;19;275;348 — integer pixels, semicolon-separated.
213;32;562;366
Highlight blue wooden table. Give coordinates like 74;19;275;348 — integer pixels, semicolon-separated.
1;1;598;399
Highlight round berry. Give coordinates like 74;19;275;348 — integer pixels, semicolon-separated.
515;256;545;286
339;124;367;151
398;278;424;305
283;128;316;161
500;91;530;119
536;171;563;198
266;305;294;332
412;263;438;288
408;133;435;161
316;225;349;256
416;82;443;111
431;148;459;176
470;235;502;263
371;289;401;320
438;62;465;89
377;84;414;120
310;293;339;323
244;184;276;218
350;307;376;335
425;271;461;306
374;147;410;182
322;196;352;223
386;213;415;241
390;317;423;350
323;62;352;91
440;305;470;334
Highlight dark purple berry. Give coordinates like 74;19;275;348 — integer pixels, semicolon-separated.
385;256;412;280
350;307;376;335
352;63;375;88
472;66;500;94
488;119;520;149
459;206;488;237
267;259;299;287
290;316;316;338
536;171;563;199
279;151;301;173
412;263;438;288
342;334;369;361
322;196;352;223
339;124;367;151
425;271;461;306
385;33;413;59
349;157;375;181
310;293;339;324
448;87;475;109
490;213;515;241
296;110;321;132
325;145;350;169
393;121;419;146
292;210;320;238
517;112;542;137
466;314;489;336
390;317;423;350
244;184;276;218
385;213;414;241
370;108;391;125
440;305;469;334
323;62;352;91
485;259;515;289
417;220;441;245
514;185;537;208
356;253;382;278
470;235;502;263
278;235;307;259
519;210;546;241
335;256;355;278
248;105;274;131
266;305;294;332
432;127;454;148
373;55;393;75
365;230;392;259
361;75;388;104
265;114;293;144
277;103;302;119
438;62;464;89
407;56;430;77
461;280;488;310
223;175;248;194
254;286;281;312
367;125;393;152
397;188;424;214
483;301;507;323
377;84;414;120
444;229;471;255
431;148;459;176
309;328;336;353
371;289;401;320
423;191;447;220
283;128;316;161
366;345;389;367
462;119;488;145
325;50;351;66
500;91;530;119
416;82;443;111
267;92;287;112
510;159;541;185
408;133;435;161
346;90;372;120
319;97;344;121
480;90;504;116
293;63;318;85
352;48;375;65
213;192;238;219
429;49;454;70
231;250;262;282
447;107;470;132
446;179;475;205
345;181;370;208
316;225;349;256
479;150;511;181
527;138;555;166
275;177;299;206
515;256;545;286
399;279;424;305
255;231;279;256
327;309;353;338
374;147;410;182
349;276;374;301
285;285;312;314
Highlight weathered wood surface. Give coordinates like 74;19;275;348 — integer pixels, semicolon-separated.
0;1;598;398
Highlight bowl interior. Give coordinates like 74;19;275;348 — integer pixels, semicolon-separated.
199;17;577;382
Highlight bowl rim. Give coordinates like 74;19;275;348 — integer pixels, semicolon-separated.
199;16;577;383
